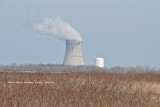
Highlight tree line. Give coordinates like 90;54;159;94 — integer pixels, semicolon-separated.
0;64;159;74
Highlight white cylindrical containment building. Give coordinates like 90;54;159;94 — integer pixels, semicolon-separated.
95;58;104;68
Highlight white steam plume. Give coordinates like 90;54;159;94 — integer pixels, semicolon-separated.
33;18;82;41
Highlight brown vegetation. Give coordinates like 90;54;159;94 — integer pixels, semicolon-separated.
0;71;160;107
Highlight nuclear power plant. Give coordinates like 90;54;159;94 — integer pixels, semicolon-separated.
63;40;85;65
34;18;105;67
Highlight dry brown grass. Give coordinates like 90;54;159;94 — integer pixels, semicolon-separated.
0;71;160;107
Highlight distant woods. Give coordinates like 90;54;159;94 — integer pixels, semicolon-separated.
0;64;159;74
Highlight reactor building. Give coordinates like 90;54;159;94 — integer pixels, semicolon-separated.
63;40;85;66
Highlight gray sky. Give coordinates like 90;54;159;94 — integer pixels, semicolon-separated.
0;0;160;68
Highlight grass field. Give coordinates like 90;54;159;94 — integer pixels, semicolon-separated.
0;71;160;107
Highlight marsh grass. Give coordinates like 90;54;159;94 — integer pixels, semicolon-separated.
0;71;160;107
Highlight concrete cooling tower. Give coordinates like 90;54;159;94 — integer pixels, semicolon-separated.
63;40;85;66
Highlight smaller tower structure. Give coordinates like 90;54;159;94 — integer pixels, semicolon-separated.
95;58;104;68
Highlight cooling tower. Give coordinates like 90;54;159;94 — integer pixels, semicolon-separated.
63;40;85;65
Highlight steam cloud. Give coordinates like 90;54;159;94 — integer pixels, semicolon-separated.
33;18;82;41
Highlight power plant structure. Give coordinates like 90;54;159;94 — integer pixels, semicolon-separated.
34;18;105;67
95;58;104;68
63;40;85;66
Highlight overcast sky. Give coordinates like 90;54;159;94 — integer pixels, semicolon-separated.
0;0;160;68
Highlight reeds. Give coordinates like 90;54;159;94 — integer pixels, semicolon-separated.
0;71;160;107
